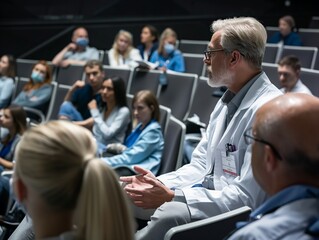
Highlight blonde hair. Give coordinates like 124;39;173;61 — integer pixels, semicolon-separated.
112;30;134;65
158;28;177;55
14;120;135;240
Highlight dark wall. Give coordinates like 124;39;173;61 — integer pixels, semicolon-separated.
1;0;317;60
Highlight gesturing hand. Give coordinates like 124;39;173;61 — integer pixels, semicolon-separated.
120;166;175;209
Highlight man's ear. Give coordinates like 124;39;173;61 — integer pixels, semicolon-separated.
264;145;279;172
230;50;241;65
13;178;28;203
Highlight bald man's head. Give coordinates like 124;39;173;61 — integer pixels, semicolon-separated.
255;93;319;176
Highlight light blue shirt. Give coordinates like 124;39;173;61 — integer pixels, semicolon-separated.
63;46;99;61
228;185;319;240
13;83;52;111
90;106;131;146
0;76;15;109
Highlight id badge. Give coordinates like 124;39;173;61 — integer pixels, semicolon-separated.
221;151;237;176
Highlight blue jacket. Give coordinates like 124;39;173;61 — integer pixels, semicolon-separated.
137;42;159;61
268;31;302;46
150;49;185;72
102;121;164;175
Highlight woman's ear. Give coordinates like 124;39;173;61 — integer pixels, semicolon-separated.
13;177;28;203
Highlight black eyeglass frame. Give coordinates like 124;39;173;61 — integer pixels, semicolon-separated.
243;127;282;160
204;48;225;61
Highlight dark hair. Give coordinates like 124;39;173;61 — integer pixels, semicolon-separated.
2;105;27;144
84;60;103;72
108;76;128;108
132;90;160;122
280;15;296;31
278;55;301;72
143;24;159;43
1;54;16;78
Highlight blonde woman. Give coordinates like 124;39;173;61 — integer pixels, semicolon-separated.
150;27;185;72
108;29;142;68
13;121;135;240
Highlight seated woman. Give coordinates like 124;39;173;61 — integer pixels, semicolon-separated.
12;60;53;114
101;90;164;176
12;121;135;240
150;27;185;73
88;76;131;152
0;54;16;109
137;24;159;61
108;29;142;68
0;105;27;173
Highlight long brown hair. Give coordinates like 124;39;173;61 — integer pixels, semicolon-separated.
132;90;160;122
1;54;16;78
23;60;52;91
2;105;27;144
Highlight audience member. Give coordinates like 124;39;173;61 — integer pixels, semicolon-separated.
268;15;302;46
227;93;319;239
88;76;131;152
13;120;135;240
0;105;27;173
108;30;142;68
58;60;104;128
52;27;99;67
120;17;282;240
278;55;312;94
150;27;185;73
0;54;16;109
12;60;53;113
137;24;159;61
101;90;164;176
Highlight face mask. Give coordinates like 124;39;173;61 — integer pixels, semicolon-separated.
31;71;44;83
76;37;89;47
164;43;175;55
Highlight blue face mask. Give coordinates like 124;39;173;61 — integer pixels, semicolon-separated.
76;37;89;47
31;71;44;83
164;43;175;55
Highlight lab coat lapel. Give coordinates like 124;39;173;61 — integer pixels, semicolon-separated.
207;105;227;171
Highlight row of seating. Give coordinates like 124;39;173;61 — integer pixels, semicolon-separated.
16;60;200;121
263;43;318;69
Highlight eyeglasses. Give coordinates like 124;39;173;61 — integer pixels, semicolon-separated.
244;127;282;160
204;48;225;61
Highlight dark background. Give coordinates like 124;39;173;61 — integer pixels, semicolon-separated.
1;0;317;60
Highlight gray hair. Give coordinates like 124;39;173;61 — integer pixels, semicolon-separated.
211;17;267;68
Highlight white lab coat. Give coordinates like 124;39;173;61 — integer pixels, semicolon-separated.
158;72;283;219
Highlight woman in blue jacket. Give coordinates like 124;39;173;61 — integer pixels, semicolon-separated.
150;28;185;73
101;90;164;176
268;15;302;46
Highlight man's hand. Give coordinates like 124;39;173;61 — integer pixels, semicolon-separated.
88;99;97;109
72;80;85;90
120;166;175;209
66;42;77;52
